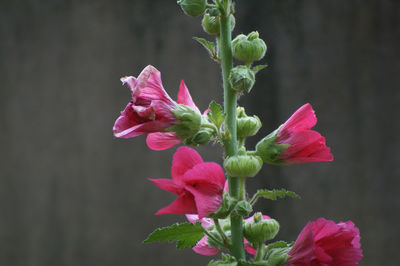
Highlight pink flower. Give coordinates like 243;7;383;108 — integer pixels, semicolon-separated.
186;213;271;256
149;146;225;218
113;65;202;150
288;218;363;266
277;103;333;163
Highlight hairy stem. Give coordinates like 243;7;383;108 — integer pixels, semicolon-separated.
218;0;245;260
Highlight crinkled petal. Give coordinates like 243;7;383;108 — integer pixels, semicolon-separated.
146;133;181;151
288;222;316;265
114;120;172;138
155;191;197;215
278;130;324;159
177;80;201;114
244;238;257;255
171;147;203;183
148;178;182;194
192;236;220;256
151;100;178;121
279;103;317;137
134;65;175;105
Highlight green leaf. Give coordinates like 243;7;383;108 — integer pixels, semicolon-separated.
193;37;219;61
208;101;226;129
251;64;268;74
265;241;289;251
251;189;300;205
144;222;205;249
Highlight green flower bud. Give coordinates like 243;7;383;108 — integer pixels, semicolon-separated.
229;65;255;93
191;128;212;145
224;154;263;178
177;0;206;17
234;200;253;217
202;12;236;35
169;104;201;139
232;31;267;64
244;213;280;245
237;116;261;138
255;129;289;165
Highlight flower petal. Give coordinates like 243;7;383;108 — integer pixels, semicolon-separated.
186;215;214;229
155;191;197;215
146;133;181;150
148;178;182;194
114;120;172;138
177;80;200;114
182;162;225;190
279;103;317;138
171;147;203;183
192;236;220;256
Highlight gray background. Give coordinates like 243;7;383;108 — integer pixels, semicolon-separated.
1;0;399;265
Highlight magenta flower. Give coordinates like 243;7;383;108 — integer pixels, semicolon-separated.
288;218;363;266
113;65;203;150
276;103;333;163
149;146;225;218
256;103;333;164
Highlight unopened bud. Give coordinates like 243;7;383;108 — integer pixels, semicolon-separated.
237;116;261;138
244;213;280;244
170;104;201;139
191;128;212;145
178;0;206;17
229;65;255;93
232;31;267;64
224;154;263;178
202;11;235;35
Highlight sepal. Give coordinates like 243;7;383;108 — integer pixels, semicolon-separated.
254;130;288;165
169;104;202;139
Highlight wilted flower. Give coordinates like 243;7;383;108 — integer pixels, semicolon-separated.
113;65;204;150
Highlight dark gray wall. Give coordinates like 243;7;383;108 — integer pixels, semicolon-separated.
1;0;398;265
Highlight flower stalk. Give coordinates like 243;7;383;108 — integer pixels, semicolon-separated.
218;0;245;260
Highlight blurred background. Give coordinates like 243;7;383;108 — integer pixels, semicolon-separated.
1;0;399;265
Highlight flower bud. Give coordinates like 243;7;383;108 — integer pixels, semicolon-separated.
234;200;253;217
224;154;263;178
237;116;261;138
229;65;255;93
244;213;280;245
177;0;206;17
232;31;267;64
202;11;236;35
170;104;202;139
191;128;212;145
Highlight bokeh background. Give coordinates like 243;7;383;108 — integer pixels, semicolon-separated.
1;0;399;265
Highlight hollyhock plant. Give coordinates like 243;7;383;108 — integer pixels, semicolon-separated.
120;1;363;265
149;146;225;218
113;65;205;150
256;103;333;164
288;218;363;266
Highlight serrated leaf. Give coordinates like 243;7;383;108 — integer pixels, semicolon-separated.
251;64;268;74
208;101;226;129
193;37;219;61
144;222;205;249
265;241;289;250
251;189;300;205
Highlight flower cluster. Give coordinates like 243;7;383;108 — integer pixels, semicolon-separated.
113;64;362;265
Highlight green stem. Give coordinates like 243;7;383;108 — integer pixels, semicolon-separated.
213;219;230;247
218;0;245;261
255;243;265;261
239;177;246;200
